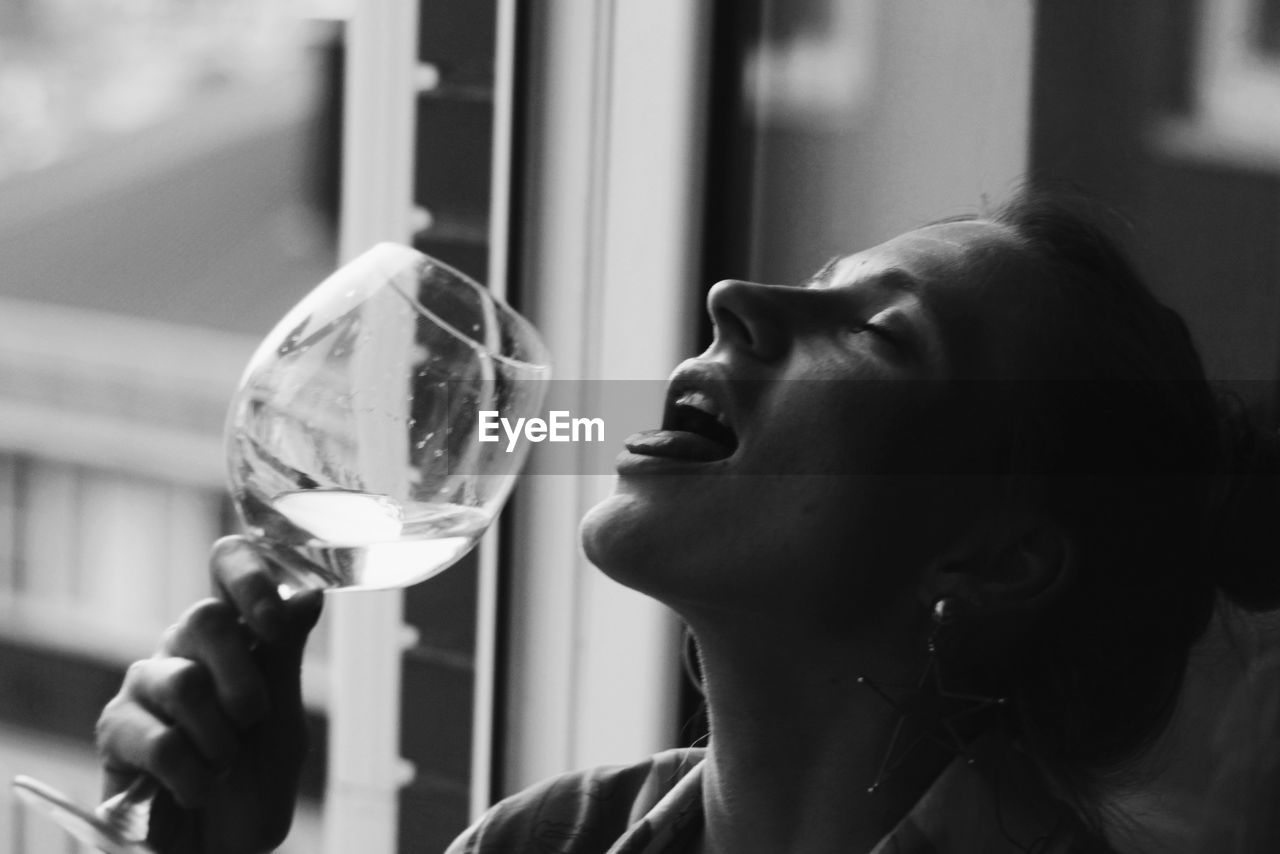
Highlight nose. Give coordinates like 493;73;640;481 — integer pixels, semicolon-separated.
706;279;796;361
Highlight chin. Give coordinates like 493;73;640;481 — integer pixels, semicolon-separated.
579;490;682;596
579;492;640;575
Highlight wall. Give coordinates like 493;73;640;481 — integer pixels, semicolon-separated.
1033;0;1280;405
730;0;1034;285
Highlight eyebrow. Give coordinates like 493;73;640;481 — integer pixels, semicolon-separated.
804;258;922;296
803;255;842;287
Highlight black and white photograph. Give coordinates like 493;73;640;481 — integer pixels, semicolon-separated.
0;1;1279;852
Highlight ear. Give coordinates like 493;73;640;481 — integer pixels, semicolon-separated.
917;517;1076;617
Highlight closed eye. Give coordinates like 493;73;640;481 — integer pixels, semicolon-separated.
845;318;897;341
857;320;895;340
840;317;914;357
840;323;889;347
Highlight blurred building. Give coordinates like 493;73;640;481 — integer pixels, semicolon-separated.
0;3;334;851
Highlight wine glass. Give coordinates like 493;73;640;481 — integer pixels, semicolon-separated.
12;243;551;852
228;242;550;592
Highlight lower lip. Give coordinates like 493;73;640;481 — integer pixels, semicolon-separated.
616;430;734;474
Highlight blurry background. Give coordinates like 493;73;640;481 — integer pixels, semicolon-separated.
0;1;337;850
0;0;1276;852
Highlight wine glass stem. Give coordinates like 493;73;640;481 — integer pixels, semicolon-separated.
99;775;159;841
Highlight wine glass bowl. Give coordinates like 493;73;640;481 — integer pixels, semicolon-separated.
228;243;550;593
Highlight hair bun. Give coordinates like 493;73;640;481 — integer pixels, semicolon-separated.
1209;398;1280;612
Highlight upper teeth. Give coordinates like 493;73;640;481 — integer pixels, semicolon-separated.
676;390;726;425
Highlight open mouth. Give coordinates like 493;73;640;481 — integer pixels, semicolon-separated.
623;378;739;463
664;389;738;454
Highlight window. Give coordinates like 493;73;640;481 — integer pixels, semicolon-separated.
0;4;331;850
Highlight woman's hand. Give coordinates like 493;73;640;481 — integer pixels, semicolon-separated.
95;536;324;853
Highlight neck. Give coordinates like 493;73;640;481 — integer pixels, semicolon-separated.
687;609;955;854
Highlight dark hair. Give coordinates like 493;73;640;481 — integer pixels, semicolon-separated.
975;193;1280;813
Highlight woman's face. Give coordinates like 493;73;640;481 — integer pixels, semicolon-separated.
580;220;1050;631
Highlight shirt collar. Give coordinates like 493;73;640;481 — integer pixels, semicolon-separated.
611;734;1094;854
871;732;1090;854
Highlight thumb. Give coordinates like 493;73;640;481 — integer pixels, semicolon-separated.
258;590;323;695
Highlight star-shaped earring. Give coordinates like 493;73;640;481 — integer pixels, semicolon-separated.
856;597;1007;794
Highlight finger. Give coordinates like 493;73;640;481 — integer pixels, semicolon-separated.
210;535;285;642
96;700;215;809
258;590;324;701
160;599;269;728
121;658;240;776
144;786;190;854
98;699;140;800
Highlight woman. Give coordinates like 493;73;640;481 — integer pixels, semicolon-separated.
95;194;1280;853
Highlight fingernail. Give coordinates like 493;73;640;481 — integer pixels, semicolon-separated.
253;600;283;641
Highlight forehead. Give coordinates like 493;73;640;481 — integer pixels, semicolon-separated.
821;220;1026;288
